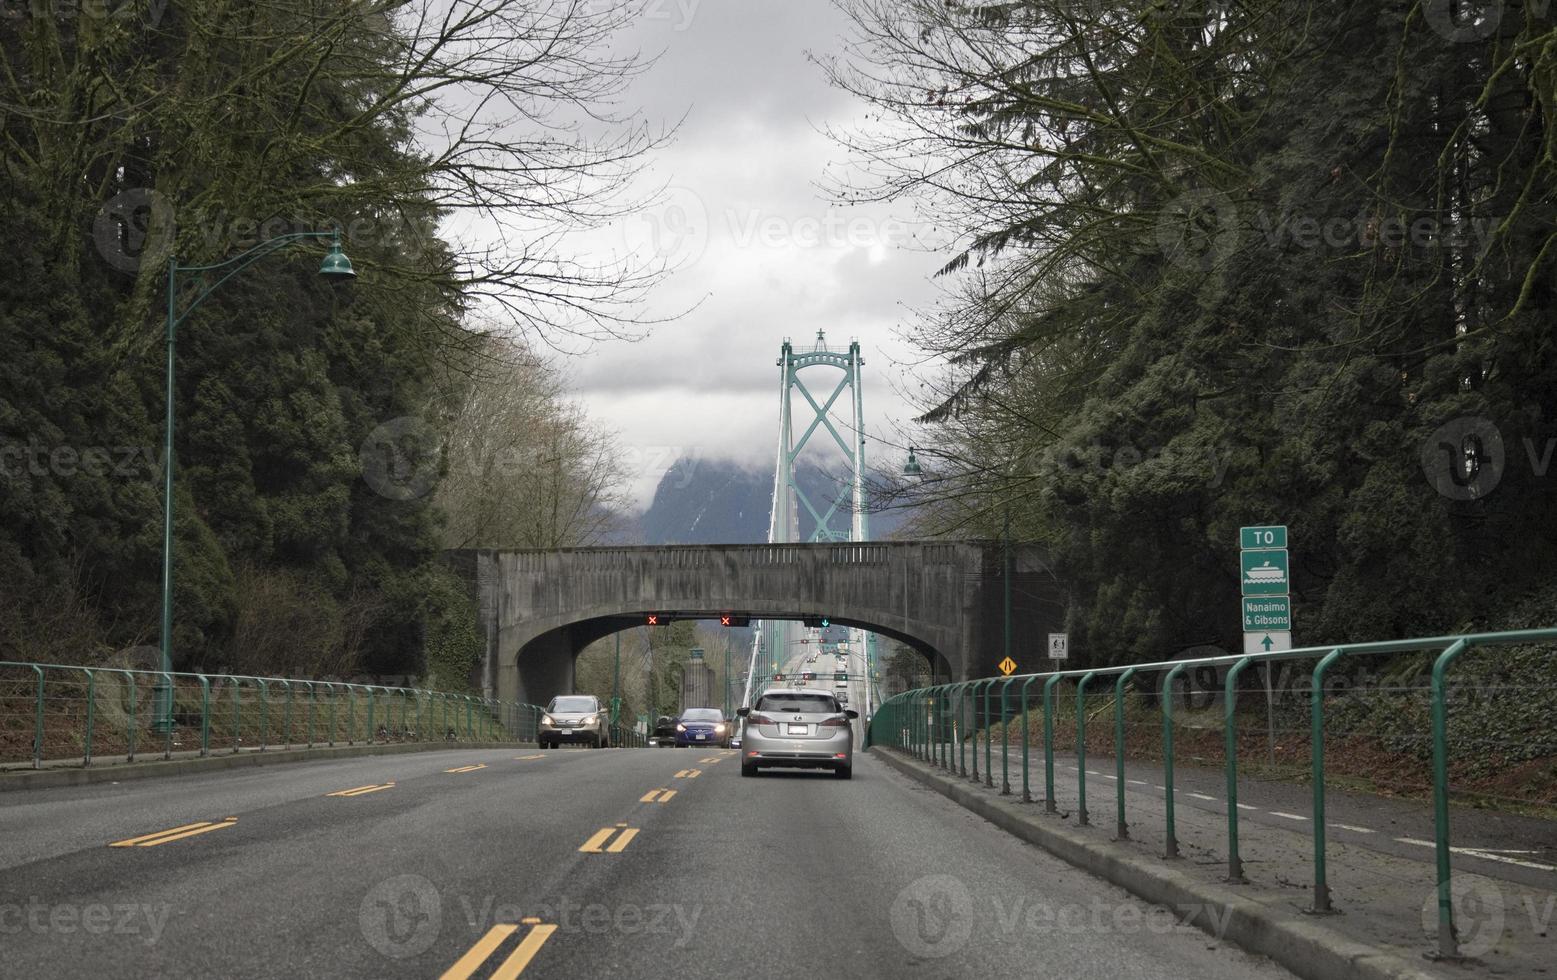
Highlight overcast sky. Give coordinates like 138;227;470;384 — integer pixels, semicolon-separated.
563;0;947;508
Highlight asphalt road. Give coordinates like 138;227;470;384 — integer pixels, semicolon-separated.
0;745;1293;979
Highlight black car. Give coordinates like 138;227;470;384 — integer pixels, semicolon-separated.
649;714;678;746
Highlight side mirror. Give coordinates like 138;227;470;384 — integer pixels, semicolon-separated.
736;707;750;717
845;709;859;719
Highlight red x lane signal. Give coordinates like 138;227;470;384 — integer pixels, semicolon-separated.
646;614;660;626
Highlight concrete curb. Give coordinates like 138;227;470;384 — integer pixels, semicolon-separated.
871;747;1445;980
0;741;536;793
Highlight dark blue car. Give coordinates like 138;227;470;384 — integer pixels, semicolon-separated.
674;707;730;748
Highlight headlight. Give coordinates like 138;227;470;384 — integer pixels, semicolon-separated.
541;714;555;726
715;724;726;734
675;723;686;732
580;714;597;725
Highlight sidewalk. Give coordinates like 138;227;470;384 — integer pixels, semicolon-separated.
886;744;1557;979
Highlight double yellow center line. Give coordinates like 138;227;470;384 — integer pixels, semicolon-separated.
439;919;557;980
110;818;237;848
673;768;702;779
326;782;395;798
639;788;677;804
444;764;488;774
578;824;639;853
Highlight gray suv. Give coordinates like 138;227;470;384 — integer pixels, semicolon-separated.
737;688;856;779
538;695;609;748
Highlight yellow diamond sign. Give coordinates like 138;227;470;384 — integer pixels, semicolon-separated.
998;656;1017;676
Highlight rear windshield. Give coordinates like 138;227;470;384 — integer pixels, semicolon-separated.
549;696;597;712
680;708;723;722
756;694;839;714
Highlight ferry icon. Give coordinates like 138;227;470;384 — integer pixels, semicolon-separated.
1245;561;1285;582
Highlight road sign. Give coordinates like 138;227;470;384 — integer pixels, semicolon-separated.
1242;631;1292;654
1240;525;1287;550
834;672;847;681
1241;596;1292;632
998;656;1017;676
1047;633;1068;660
1239;549;1289;596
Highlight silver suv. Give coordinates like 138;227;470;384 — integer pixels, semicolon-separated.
737;688;856;779
538;695;609;749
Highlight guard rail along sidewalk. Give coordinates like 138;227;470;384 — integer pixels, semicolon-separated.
0;662;560;769
863;627;1557;962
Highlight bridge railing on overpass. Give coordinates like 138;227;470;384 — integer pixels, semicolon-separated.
864;628;1557;961
0;661;547;769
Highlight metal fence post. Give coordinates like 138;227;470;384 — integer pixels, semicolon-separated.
1225;657;1254;882
161;671;174;759
1162;662;1190;858
1114;667;1138;839
1000;677;1017;795
1309;647;1346;913
1076;670;1098;826
32;665;44;769
982;680;994;788
1043;674;1062;813
1020;675;1040;801
196;675;211;757
123;670;137;764
231;678;242;754
83;668;96;767
258;680;269;751
1430;638;1473;958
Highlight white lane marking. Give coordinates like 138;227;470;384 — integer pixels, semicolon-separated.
1236;803;1258;811
1395;837;1557;871
1269;811;1309;821
1329;823;1376;834
1086;769;1102;776
1187;792;1217;801
1101;774;1117;780
1127;779;1149;786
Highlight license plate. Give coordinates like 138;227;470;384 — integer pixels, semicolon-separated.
787;723;808;735
695;734;707;740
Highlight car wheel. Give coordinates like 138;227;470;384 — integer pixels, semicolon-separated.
835;765;852;780
741;762;758;777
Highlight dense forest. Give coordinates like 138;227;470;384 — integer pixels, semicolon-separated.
834;1;1557;659
0;1;645;683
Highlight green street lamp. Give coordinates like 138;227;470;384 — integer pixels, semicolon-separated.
902;447;923;479
155;229;355;733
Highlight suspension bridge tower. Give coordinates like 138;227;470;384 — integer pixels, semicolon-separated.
743;330;881;714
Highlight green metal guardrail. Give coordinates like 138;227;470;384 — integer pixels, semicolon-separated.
864;628;1557;961
0;662;550;769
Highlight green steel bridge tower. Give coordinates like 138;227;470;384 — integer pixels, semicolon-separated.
741;330;881;715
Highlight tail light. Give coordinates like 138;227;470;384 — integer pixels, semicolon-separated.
748;713;779;725
819;716;850;729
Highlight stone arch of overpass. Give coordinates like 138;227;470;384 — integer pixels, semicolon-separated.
448;542;1065;710
505;606;958;711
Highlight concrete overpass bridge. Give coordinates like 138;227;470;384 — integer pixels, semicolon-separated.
446;541;1066;707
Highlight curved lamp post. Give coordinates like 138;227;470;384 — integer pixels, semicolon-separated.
155;230;355;733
